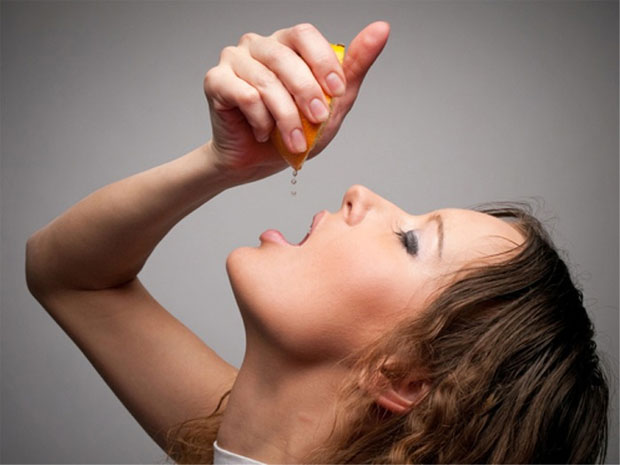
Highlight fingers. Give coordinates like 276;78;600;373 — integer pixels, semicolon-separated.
243;34;330;126
204;24;348;154
272;23;346;98
204;65;275;143
204;22;389;154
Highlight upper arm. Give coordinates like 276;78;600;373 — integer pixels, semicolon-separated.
33;278;238;452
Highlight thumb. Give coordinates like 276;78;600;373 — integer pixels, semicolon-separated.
342;21;390;95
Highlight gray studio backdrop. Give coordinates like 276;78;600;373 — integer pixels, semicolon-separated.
2;1;618;463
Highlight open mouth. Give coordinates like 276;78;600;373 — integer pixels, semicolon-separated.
259;210;328;247
297;210;328;245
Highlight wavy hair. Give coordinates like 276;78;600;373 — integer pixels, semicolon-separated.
165;204;609;464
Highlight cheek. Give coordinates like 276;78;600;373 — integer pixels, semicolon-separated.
226;246;352;360
226;241;434;362
311;240;425;343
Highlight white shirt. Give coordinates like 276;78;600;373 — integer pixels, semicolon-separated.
213;441;265;465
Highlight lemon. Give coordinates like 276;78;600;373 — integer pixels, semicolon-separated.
270;43;346;171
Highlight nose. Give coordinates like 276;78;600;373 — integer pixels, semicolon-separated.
341;184;381;226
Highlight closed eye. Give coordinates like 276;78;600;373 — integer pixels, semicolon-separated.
396;230;419;256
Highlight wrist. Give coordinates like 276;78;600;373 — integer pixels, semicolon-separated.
185;141;240;194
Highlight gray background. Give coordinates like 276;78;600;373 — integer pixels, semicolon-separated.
1;0;618;463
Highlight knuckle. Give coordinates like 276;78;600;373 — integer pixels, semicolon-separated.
279;106;301;125
254;69;278;90
238;32;259;45
260;42;279;61
270;27;286;40
219;45;237;62
291;23;316;37
315;50;334;66
238;87;260;107
289;79;316;97
203;67;221;92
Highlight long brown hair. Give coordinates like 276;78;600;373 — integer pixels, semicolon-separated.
165;204;609;464
163;390;230;464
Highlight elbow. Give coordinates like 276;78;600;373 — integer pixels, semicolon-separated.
25;231;51;301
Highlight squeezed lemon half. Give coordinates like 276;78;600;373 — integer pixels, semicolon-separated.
270;43;346;171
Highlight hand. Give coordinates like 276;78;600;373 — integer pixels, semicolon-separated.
203;21;390;185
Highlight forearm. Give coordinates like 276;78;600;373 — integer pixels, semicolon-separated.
27;142;233;293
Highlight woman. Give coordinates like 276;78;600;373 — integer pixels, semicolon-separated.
25;21;608;464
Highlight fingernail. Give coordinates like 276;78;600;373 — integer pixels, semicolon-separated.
309;98;329;122
291;128;307;153
326;72;345;96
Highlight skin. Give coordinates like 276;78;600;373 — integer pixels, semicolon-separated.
221;185;524;462
25;20;522;465
227;185;524;366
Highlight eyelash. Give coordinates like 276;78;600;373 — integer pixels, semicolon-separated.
396;229;419;256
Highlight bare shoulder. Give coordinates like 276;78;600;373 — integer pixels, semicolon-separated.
35;278;237;452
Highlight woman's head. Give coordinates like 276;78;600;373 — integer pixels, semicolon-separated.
306;202;609;464
226;185;524;364
169;187;608;464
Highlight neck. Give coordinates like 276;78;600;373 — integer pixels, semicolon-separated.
216;350;348;464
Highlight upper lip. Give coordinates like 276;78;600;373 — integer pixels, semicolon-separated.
310;210;328;235
298;210;328;246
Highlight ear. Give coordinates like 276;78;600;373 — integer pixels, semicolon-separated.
375;376;430;414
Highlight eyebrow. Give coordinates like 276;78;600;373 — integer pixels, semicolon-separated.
428;213;444;258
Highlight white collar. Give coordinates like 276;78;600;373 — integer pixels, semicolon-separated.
213;441;265;465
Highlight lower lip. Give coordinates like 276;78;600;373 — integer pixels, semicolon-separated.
259;229;291;246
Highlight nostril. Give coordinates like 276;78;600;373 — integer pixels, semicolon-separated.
341;185;367;224
346;200;353;218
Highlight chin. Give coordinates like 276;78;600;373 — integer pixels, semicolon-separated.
225;246;256;298
225;246;250;276
225;245;280;314
224;245;352;362
226;246;308;351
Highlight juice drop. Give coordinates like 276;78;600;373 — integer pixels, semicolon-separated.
290;169;298;197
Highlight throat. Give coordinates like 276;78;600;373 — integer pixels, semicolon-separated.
216;359;347;464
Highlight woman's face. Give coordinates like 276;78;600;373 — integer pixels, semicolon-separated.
227;185;523;364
